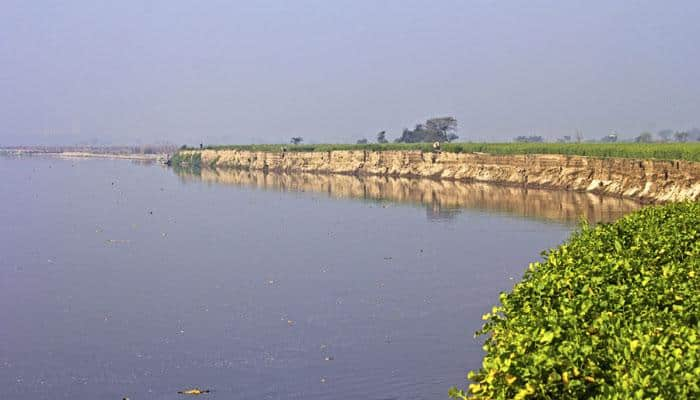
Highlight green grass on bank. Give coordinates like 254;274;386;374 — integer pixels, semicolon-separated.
181;143;700;162
449;202;700;399
169;151;201;168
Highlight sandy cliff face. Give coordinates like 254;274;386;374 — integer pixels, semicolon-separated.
180;149;700;203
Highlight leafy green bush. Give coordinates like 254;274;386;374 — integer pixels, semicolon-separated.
169;151;201;168
195;143;700;162
450;202;700;399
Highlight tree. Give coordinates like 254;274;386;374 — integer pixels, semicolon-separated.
425;117;458;137
657;129;673;142
689;128;700;141
514;135;544;143
601;133;618;143
376;131;388;144
356;138;368;144
557;135;572;143
290;137;303;145
395;117;458;143
674;131;689;142
635;132;653;143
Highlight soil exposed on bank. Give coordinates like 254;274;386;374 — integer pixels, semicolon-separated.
174;149;700;203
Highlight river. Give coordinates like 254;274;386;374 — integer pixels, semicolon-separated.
0;156;639;400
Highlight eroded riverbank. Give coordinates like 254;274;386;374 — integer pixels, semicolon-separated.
173;149;700;203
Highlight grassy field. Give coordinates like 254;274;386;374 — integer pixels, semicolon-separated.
186;142;700;162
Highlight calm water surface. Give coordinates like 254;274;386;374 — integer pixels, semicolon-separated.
0;156;639;400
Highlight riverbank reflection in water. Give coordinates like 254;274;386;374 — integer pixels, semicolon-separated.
175;167;641;224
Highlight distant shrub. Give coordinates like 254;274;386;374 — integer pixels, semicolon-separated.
169;151;201;168
514;135;544;143
450;202;700;399
141;145;156;154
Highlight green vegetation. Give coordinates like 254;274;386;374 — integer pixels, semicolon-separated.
449;202;700;399
395;116;459;143
169;151;201;168
208;155;221;168
180;143;700;162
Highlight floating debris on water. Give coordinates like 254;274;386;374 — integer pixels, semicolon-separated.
105;239;130;245
177;388;210;395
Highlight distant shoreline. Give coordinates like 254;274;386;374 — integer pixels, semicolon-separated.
53;151;167;161
1;147;170;162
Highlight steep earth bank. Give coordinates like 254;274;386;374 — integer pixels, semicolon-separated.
175;149;700;203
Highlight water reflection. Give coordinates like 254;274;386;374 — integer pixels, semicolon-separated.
174;167;641;224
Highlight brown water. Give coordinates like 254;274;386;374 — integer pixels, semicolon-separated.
0;156;640;400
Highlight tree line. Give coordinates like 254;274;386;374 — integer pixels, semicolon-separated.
514;128;700;144
286;118;700;146
361;116;458;144
288;117;459;146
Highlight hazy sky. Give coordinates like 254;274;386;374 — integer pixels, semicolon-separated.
2;0;699;145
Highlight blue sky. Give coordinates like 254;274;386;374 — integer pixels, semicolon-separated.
1;0;699;145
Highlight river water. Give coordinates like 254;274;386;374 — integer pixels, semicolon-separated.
0;156;640;400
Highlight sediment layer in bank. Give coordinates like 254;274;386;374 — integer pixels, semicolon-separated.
171;149;700;203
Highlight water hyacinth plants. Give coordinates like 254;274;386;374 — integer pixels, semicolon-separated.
450;202;700;399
